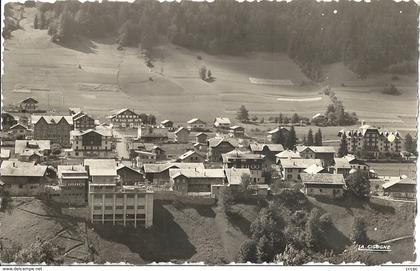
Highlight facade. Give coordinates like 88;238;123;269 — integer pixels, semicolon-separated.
135;151;157;167
187;118;207;131
109;109;142;129
143;162;205;185
278;158;322;181
178;150;206;163
214;117;231;129
344;155;370;173
207;137;237;162
174;127;190;143
169;168;225;195
32;116;73;147
382;176;416;199
249;143;284;162
57;165;89;206
138;126;169;143
229;126;245;138
222;150;270;184
0;161;47;196
117;164;144;185
196;132;208;144
338;124;402;158
8;123;30;140
301;173;346;198
20;97;39;112
73;113;96;131
297;146;336;166
332;157;352;177
267;126;290;144
70;128;114;158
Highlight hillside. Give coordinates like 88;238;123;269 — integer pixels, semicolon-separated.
3;6;418;131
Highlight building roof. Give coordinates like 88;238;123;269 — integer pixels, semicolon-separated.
338;125;402;140
73;113;94;122
225;168;251;185
58;165;88;179
70;128;112;138
312;113;325;119
9;123;28;130
187;118;206;124
161;120;172;124
267;126;289;135
279;158;322;169
15;140;51;154
135;150;156;157
21;97;38;104
31;115;73;125
175;127;189;134
222;150;264;163
116;164;142;175
169;168;225;180
0;149;11;159
143;162;205;174
296;146;336;154
196;132;208;137
250;143;284;153
230;125;244;130
208;137;238;148
214;117;231;125
178;150;203;161
1;161;47;177
304;164;325;174
84;159;117;176
382;176;416;189
275;150;301;159
334;157;352;169
109;108;138;118
300;173;345;185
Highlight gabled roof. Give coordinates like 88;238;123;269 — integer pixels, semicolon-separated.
169;168;225;180
196;132;208;137
178;150;204;161
338;125;402;140
214;117;231;125
116;164;142;175
15;140;51;154
1;161;47;177
208;137;238;148
267;126;289;135
58;165;88;179
304;164;325;174
230;125;244;130
70;128;112;138
161;120;172;124
296;146;336;154
109;108;138;118
74;113;94;122
222;150;264;162
31;115;73;125
21;97;38;104
334;157;352;169
9;123;28;130
187;118;206;124
382;176;416;189
175;127;189;134
275;150;301;159
0;149;11;159
279;158;322;169
225;168;251;185
84;159;117;176
250;143;284;153
143;162;204;174
300;173;345;185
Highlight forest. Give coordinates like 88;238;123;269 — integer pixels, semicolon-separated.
13;0;419;81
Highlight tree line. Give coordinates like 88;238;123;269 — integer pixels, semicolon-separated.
32;0;418;80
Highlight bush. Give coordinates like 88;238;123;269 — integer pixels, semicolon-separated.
319;213;332;229
382;84;401;96
237;239;258;263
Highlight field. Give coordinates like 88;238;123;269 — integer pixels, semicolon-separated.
3;6;418;132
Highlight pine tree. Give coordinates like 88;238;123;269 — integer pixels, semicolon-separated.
307;129;314;146
237;105;249;123
314;129;323;146
404;133;416;154
286;126;297;150
337;134;349;157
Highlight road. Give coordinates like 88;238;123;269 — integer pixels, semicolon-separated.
113;128;137;160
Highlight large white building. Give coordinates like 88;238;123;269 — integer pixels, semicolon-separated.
70;128;114;158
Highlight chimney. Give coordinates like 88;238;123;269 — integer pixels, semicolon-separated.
13;162;16;167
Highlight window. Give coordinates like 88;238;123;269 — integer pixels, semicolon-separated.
287;174;292;179
104;206;113;210
319;189;323;192
19;184;23;189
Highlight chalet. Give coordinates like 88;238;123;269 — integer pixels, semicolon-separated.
278;158;322;181
0;161;47;196
338;124;402;158
131;143;166;161
0;149;11;163
332;157;352;177
214;117;231;129
196;132;208;144
32;116;73;147
160;120;174;128
73;113;96;131
382;176;416;200
142;162;205;185
117;163;143;185
135;151;157;166
20;97;39;112
249;143;284;162
297;146;336;166
69;107;82;116
311;113;327;125
222;149;270;184
170;168;225;195
344;154;370;173
177;150;206;163
70;128;114;158
109;108;142;129
8;123;30;140
229;125;245;138
15;140;51;162
174;127;190;143
300;173;346;199
2;112;17;130
207;137;237;162
57;165;89;206
267;126;290;144
275;150;301;163
138;126;168;143
187;118;207;131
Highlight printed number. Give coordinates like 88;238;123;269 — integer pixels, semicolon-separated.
406;268;417;271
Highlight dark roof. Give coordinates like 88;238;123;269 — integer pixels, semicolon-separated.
300;173;345;185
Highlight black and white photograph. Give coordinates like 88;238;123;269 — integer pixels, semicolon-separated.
0;0;418;267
